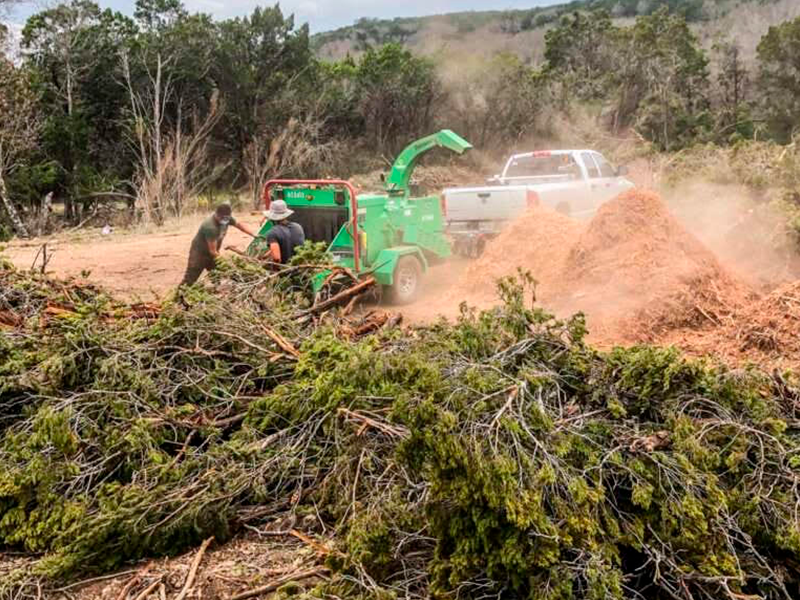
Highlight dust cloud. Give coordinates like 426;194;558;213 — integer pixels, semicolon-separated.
661;180;800;289
440;189;752;342
407;180;800;370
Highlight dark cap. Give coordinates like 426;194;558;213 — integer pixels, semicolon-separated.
215;203;232;218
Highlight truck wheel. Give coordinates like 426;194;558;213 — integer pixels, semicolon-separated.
471;237;486;258
556;202;571;216
386;256;422;305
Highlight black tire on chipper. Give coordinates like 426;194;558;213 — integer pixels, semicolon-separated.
385;255;423;305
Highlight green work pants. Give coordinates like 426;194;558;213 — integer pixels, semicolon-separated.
180;253;215;286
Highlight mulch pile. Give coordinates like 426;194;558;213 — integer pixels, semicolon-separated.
661;280;800;371
449;204;583;307
564;190;755;341
450;189;800;368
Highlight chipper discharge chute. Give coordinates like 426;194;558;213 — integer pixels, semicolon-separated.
249;130;472;304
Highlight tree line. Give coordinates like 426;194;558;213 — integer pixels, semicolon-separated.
0;0;441;236
1;0;800;238
541;7;800;150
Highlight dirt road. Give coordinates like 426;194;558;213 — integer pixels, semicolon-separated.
2;213;264;300
1;215;471;322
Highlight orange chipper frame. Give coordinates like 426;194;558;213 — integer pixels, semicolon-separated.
262;179;362;272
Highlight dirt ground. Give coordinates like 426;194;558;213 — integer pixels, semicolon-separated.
1;213;266;300
0;212;471;323
1;531;329;600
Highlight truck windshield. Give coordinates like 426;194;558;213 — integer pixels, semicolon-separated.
504;154;580;180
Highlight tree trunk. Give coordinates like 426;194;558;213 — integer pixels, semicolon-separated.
0;172;30;238
37;192;53;236
153;53;164;222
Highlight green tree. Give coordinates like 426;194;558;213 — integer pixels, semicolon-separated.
22;0;134;221
133;0;185;31
757;16;800;143
614;7;710;149
712;39;753;142
544;10;618;101
354;43;438;155
213;5;313;186
131;0;216;123
0;56;41;237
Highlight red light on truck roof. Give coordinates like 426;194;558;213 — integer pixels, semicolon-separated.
532;151;552;157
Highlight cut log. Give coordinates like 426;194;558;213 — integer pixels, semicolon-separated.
299;277;376;317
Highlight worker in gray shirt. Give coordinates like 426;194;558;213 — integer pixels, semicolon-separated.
263;200;305;264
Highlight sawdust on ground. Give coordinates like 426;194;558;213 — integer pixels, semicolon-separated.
448;188;800;370
660;280;800;371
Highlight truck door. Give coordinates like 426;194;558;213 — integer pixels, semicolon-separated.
578;152;604;217
591;152;625;205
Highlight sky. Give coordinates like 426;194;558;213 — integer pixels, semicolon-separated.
4;0;563;33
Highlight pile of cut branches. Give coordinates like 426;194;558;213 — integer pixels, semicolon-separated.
1;260;799;600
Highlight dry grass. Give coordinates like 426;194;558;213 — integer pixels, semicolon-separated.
316;0;800;71
697;0;800;63
243;114;344;208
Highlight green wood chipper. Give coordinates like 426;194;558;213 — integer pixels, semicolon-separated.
248;130;472;303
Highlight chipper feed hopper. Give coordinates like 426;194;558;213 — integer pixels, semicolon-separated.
249;130;472;303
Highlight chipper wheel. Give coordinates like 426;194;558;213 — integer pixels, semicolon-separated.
385;255;423;305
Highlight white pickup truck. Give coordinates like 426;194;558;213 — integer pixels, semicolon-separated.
443;150;634;256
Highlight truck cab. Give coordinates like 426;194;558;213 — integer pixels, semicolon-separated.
443;149;633;256
494;150;633;214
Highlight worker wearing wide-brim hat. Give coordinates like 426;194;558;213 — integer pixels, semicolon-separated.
262;200;305;264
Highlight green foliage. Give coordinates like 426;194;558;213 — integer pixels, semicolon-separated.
630;8;711;150
543;7;711;150
544;10;617;101
213;5;313;170
353;44;438;155
20;0;137;221
1;264;799;599
757;15;800;143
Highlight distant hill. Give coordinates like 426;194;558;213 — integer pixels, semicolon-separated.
312;0;800;72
